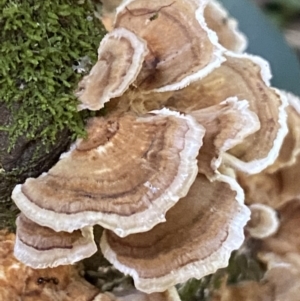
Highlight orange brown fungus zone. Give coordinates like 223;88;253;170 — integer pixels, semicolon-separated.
114;0;219;91
100;174;249;293
13;109;204;235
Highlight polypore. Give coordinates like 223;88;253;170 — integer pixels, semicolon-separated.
238;93;300;209
14;214;97;268
112;0;225;92
0;230;101;301
190;97;260;178
0;230;182;301
10;0;292;296
76;28;148;110
204;0;247;52
12;109;204;236
164;53;288;173
246;203;279;239
100;174;250;293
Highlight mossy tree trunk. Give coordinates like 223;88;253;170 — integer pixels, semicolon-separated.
0;0;106;230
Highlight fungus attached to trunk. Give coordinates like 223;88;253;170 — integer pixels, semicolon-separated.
12;109;205;237
14;214;97;269
114;0;224;92
100;173;250;293
76;28;148;110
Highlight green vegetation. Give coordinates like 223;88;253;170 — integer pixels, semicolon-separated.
0;0;106;227
263;0;300;27
0;0;106;150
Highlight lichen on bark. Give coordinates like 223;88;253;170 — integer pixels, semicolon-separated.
0;0;106;228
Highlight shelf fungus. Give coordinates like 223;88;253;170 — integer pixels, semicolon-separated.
2;230;181;301
76;28;148;110
0;230;102;301
8;0;293;296
14;214;97;269
258;199;300;266
100;174;250;293
246;203;279;239
266;92;300;173
165;53;288;174
204;0;247;52
238;93;300;209
190;98;260;178
12;109;205;237
114;0;224;92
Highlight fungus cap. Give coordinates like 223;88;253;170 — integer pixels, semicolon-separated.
100;173;250;293
76;27;148;110
165;53;288;173
12;109;205;236
259;199;300;261
266;92;300;172
114;0;224;92
204;0;247;52
0;231;102;301
246;204;279;239
190;98;260;178
14;214;97;268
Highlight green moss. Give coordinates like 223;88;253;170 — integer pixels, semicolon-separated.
0;0;106;151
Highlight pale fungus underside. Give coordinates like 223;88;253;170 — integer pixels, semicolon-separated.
8;0;293;297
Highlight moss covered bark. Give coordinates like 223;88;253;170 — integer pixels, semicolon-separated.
0;0;106;229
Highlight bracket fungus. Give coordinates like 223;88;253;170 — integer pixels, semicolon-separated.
238;92;300;209
164;53;288;174
190;98;260;178
246;203;279;239
76;28;148;110
0;230;102;301
258;199;300;264
12;109;205;237
8;0;294;297
100;174;250;293
113;0;224;92
14;214;97;269
204;0;247;52
1;230;181;301
265;91;300;173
